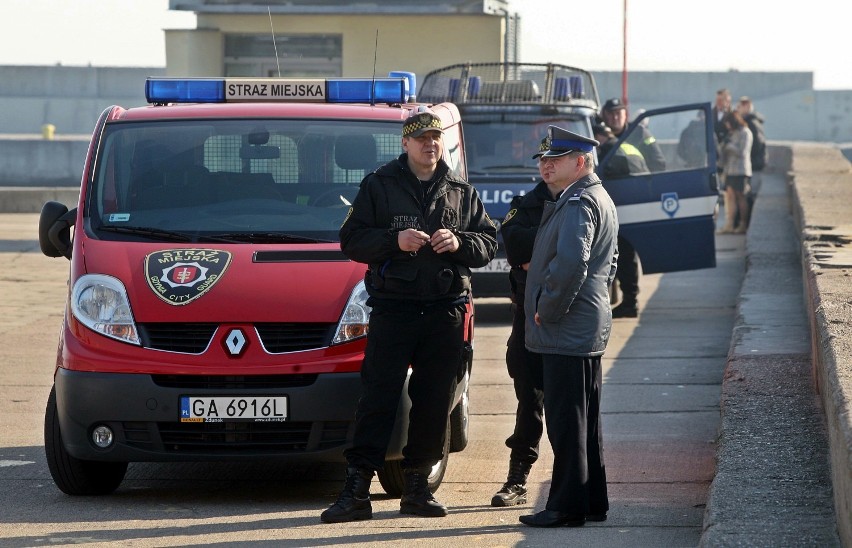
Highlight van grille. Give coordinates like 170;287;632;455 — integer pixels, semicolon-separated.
151;374;318;389
256;323;335;353
136;322;335;354
138;323;217;353
119;420;352;454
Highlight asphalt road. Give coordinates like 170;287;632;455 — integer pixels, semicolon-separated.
0;212;745;547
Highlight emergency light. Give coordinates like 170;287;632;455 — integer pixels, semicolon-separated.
145;77;411;105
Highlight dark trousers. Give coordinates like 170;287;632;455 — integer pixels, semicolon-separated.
542;354;608;515
616;235;639;305
505;297;544;464
345;301;465;471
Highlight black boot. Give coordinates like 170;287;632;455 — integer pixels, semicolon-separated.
320;466;374;523
612;300;638;318
400;468;448;517
491;459;532;507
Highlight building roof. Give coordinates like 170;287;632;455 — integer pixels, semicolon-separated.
170;0;510;15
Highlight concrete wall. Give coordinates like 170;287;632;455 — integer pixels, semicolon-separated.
0;66;164;136
2;65;852;186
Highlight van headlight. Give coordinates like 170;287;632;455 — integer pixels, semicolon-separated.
71;274;140;345
332;280;371;345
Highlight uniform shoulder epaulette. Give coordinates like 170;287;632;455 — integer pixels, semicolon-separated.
567;188;585;202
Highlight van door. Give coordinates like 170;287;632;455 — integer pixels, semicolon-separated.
598;102;718;273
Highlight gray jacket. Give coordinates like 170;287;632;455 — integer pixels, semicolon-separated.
524;172;619;356
722;126;753;177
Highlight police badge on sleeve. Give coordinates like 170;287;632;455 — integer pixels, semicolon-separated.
145;249;232;305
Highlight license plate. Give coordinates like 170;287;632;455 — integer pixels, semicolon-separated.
472;258;510;273
179;396;288;423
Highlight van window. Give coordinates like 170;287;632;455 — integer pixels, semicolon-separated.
92;120;403;242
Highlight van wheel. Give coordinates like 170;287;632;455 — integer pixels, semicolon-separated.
449;380;470;452
44;386;127;495
377;421;450;497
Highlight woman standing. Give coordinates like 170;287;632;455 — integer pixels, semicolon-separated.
719;111;753;234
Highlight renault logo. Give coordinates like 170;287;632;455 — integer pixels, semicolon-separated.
223;328;248;357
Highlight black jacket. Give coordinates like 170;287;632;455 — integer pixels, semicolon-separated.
339;154;497;302
501;181;553;297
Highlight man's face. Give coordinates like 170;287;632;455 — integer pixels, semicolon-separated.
539;153;582;190
403;130;443;172
716;92;731;111
602;108;627;134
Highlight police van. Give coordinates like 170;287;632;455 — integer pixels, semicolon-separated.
38;74;473;496
418;62;719;296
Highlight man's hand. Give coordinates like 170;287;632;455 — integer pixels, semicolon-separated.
397;228;431;253
534;312;541;326
430;228;459;254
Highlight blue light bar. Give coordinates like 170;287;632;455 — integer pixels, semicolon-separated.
145;77;410;104
327;78;409;104
145;78;225;104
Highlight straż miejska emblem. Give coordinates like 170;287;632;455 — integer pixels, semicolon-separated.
145;249;232;306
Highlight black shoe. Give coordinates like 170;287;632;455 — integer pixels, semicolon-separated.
320;467;374;523
491;459;532;507
400;469;448;517
586;512;608;522
612;302;638;318
491;483;527;506
519;509;585;528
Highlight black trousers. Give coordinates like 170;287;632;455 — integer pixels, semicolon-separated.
504;296;544;464
345;301;465;471
542;354;608;515
616;235;639;305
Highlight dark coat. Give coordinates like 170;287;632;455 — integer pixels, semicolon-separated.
339;154;497;302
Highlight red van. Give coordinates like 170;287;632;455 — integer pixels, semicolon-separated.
38;76;473;496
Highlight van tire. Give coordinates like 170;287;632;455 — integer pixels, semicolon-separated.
44;386;127;496
449;380;470;452
377;421;450;497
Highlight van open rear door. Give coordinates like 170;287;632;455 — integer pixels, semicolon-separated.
598;102;718;273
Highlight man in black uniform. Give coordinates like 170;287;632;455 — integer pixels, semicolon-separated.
600;98;665;318
322;107;497;523
490;137;551;507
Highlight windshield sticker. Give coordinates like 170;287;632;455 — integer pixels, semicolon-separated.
108;213;131;222
145;249;232;306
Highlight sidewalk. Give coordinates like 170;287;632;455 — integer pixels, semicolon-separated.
700;147;846;546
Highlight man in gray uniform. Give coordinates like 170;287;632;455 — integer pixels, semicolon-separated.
520;126;619;527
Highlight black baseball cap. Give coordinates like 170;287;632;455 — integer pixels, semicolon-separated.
602;98;627;111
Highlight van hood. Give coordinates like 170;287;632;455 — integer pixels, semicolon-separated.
80;240;366;323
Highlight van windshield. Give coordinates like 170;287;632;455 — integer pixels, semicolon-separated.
90;119;407;243
461;111;590;174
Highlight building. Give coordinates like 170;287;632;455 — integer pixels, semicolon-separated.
165;0;520;79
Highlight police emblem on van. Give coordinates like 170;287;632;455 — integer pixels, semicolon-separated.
145;249;232;306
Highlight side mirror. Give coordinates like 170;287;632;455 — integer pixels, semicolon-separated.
38;201;76;260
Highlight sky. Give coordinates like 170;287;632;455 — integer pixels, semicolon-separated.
0;0;849;90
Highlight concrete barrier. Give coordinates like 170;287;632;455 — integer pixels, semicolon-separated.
789;143;852;545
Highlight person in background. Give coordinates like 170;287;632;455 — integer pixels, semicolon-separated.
677;110;708;169
593;122;650;178
323;107;497;523
490;137;550;508
713;88;732;144
519;126;618;528
600;98;665;172
736;96;768;226
718;110;753;234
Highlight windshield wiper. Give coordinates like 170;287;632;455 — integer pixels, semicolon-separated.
98;225;194;242
199;232;335;244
